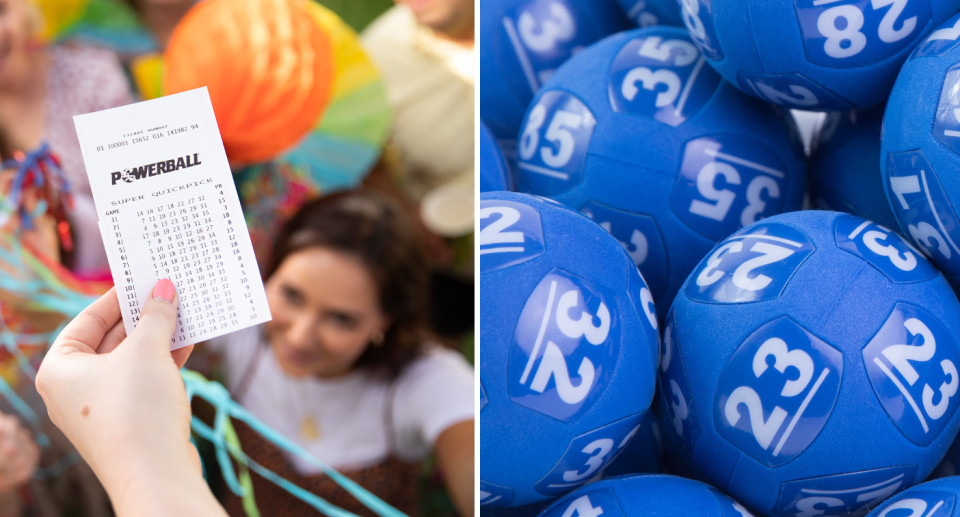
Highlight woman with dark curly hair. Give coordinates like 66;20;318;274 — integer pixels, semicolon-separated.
194;189;475;516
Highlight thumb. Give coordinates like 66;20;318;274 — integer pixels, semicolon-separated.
128;278;179;352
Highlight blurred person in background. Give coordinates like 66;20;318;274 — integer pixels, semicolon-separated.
188;190;475;517
0;0;132;278
362;0;476;349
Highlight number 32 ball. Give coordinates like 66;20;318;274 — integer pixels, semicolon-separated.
680;0;960;110
479;192;660;508
514;26;806;311
663;210;960;516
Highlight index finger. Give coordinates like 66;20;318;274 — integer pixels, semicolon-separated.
50;288;122;355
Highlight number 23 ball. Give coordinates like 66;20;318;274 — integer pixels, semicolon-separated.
514;26;806;311
663;210;960;516
479;191;660;508
679;0;960;110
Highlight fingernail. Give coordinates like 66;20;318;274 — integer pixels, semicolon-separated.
153;278;176;304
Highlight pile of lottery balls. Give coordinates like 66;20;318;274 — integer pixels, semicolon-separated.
480;1;960;516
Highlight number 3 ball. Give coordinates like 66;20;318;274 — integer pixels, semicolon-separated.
479;191;660;508
480;0;630;149
681;0;960;111
664;210;960;516
882;11;960;290
514;26;806;311
536;474;752;517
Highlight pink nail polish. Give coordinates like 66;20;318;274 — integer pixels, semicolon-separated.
153;278;176;304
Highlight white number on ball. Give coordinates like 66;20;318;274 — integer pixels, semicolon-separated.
562;438;614;482
909;222;952;260
725;339;815;449
862;229;917;271
741;176;781;226
696;241;796;292
817;0;917;59
519;104;583;170
518;2;576;53
689;161;740;221
621;68;682;107
819;5;867;58
561;496;604;517
478;206;523;247
878;499;929;517
519;104;546;161
882;318;959;421
527;288;610;405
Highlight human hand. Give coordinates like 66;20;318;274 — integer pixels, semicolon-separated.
36;279;223;516
0;413;40;493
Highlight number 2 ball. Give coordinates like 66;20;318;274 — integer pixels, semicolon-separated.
866;477;960;517
514;26;806;311
882;11;960;290
479;192;660;508
480;0;630;149
681;0;960;110
665;210;960;516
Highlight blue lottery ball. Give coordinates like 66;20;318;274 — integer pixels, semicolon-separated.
810;105;898;230
679;0;960;110
482;122;514;192
479;191;660;508
866;477;960;517
664;210;960;516
882;11;960;290
614;0;682;28
513;26;806;311
536;474;752;517
480;0;630;152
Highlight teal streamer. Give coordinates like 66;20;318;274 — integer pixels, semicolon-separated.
182;371;407;517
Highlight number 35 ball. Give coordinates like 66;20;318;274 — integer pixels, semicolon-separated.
882;11;960;290
479;191;660;508
679;0;960;111
514;26;806;311
663;210;960;516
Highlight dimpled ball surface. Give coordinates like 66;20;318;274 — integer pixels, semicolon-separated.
614;0;682;28
678;0;960;111
810;105;898;230
535;474;753;517
481;122;514;192
479;191;660;508
664;210;960;516
480;0;630;151
882;11;960;290
513;26;806;312
866;477;960;517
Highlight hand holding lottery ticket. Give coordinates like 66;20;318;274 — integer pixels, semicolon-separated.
73;88;271;350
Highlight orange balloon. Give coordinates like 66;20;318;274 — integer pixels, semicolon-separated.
164;0;334;164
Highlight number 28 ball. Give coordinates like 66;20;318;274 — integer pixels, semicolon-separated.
680;0;960;110
664;210;960;516
479;192;660;508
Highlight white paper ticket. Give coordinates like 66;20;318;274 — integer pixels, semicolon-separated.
74;87;271;350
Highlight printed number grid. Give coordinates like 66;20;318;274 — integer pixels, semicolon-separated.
102;182;268;348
